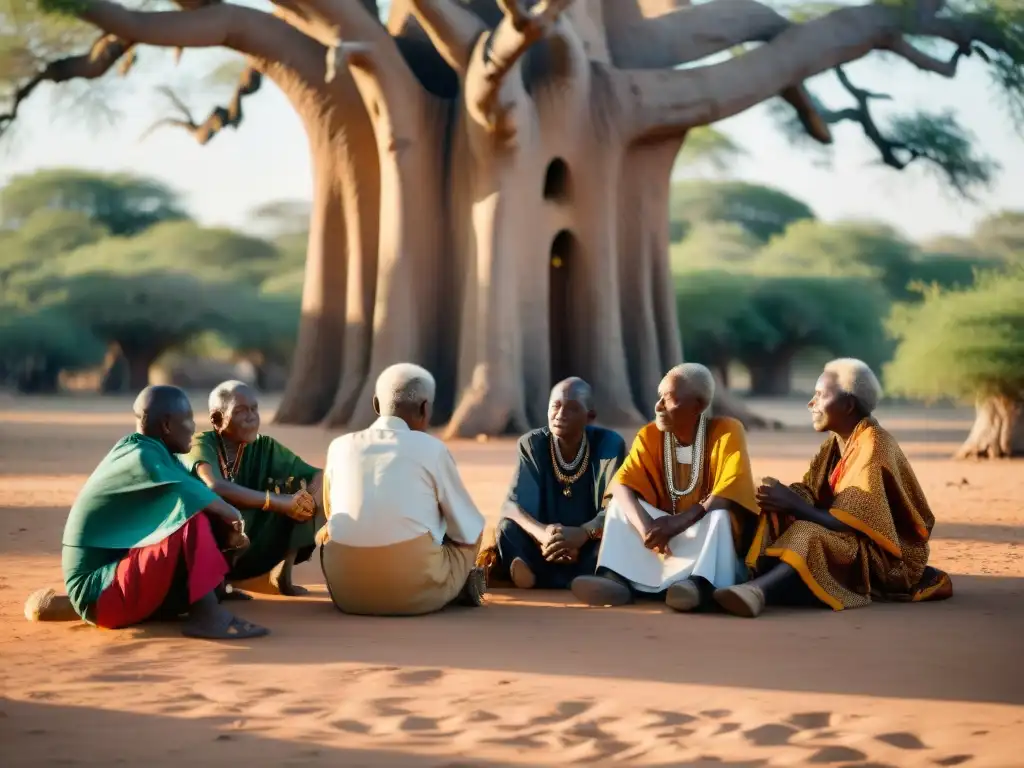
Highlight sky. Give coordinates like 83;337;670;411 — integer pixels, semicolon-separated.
1;34;1021;243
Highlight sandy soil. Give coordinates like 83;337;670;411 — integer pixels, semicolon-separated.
2;393;1022;767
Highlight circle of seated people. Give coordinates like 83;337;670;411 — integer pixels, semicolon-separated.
25;359;952;640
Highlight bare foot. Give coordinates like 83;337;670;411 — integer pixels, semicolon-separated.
24;588;80;622
269;554;309;596
509;558;536;589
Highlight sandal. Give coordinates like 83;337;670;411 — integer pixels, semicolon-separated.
182;614;269;640
217;584;253;602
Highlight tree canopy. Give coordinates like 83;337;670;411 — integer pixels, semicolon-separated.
885;268;1024;403
0;168;188;235
669;180;817;244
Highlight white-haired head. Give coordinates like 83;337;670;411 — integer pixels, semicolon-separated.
822;358;882;415
664;363;716;407
209;380;254;414
373;363;436;419
655;363;716;436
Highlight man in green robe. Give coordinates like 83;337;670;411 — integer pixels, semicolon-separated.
30;386;269;640
182;380;324;597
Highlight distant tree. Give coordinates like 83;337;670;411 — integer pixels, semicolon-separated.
885;270;1024;459
677;272;891;396
0;168;188;236
756;219;919;298
19;269;265;390
0;304;105;392
1;209;109;283
670;222;761;272
973;210;1024;262
47;220;283;286
246;199;313;239
219;292;301;390
672;127;747;174
670;181;816;244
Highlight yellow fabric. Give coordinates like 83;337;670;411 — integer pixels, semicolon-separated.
320;533;479;616
610;418;759;560
755;417;953;610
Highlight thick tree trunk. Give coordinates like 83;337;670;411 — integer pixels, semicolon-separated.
274;66;381;425
955;395;1024;459
122;348;158;391
99;344;128;394
747;353;793;397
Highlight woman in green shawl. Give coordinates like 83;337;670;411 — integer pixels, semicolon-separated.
182;381;324;597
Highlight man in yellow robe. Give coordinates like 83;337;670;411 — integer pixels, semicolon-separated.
715;358;954;618
571;363;760;612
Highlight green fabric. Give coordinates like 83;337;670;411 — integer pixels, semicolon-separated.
62;433;219;620
181;431;320;580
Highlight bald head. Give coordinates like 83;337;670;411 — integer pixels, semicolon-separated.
133;385;195;454
548;377;595;440
549;377;593;411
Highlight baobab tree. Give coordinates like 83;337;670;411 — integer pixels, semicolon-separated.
3;0;1021;438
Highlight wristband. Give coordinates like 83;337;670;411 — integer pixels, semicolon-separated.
262;490;271;511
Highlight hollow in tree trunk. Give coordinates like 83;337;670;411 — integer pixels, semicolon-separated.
955;395;1024;459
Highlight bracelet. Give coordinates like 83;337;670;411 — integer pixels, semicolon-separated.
586;526;601;540
262;490;271;511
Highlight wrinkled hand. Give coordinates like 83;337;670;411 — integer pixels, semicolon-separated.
284;489;316;522
224;519;250;552
755;477;802;513
642;516;678;556
315;523;330;546
540;524;588;563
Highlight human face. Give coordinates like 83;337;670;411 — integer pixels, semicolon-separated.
213;388;260;444
162;402;197;455
654;374;704;439
548;386;592;441
807;372;853;433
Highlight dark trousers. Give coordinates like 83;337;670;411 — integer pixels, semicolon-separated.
496;518;599;589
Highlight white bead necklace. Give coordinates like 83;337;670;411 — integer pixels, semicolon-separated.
662;411;708;510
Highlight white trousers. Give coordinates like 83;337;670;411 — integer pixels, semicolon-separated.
597;499;742;593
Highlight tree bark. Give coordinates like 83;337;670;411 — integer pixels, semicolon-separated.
955;395;1024;460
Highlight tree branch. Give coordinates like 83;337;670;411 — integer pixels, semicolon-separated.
407;0;487;74
467;0;575;129
142;67;262;145
0;34;135;139
74;0;324;83
618;1;1012;141
605;0;789;69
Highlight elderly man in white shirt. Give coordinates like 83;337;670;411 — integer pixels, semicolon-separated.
318;363;487;615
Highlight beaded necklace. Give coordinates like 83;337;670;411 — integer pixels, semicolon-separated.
216;435;246;482
550;432;590;498
662;411;708;512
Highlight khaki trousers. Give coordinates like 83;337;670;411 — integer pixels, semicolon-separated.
320;533;480;616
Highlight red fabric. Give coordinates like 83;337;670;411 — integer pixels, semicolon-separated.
94;512;229;629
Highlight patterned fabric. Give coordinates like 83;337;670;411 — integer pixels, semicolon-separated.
611;418;760;564
752;417;953;610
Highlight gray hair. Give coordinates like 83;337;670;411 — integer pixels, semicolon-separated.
823;358;882;415
374;363;436;415
209;380;254;413
550;377;593;410
664;363;716;406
